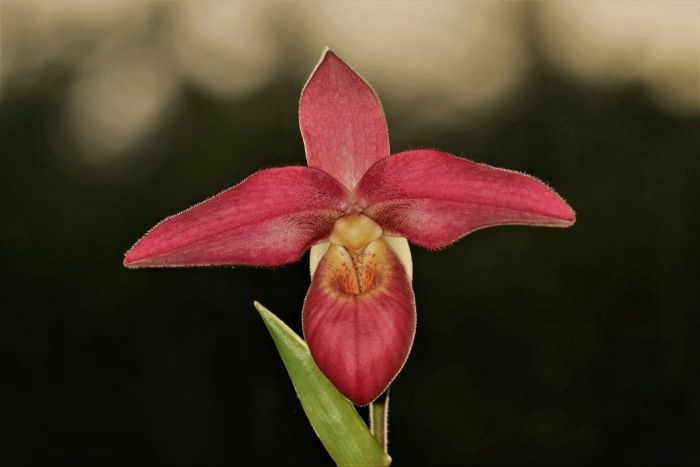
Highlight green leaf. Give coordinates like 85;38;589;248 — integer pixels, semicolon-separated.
255;301;391;467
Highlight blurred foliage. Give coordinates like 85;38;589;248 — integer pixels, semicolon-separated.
1;54;698;466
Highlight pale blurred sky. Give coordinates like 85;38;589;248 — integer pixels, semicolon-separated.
1;1;698;165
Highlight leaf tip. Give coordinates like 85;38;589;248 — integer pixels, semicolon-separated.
253;300;268;315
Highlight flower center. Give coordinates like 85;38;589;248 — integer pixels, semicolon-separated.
323;214;384;294
328;214;382;253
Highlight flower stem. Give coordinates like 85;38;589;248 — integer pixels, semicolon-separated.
369;389;389;453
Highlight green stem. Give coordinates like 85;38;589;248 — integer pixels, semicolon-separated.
369;389;389;454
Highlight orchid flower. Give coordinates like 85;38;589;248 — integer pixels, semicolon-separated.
124;49;575;406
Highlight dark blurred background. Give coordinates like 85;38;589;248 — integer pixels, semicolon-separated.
2;2;698;465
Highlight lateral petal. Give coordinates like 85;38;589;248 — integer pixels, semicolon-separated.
357;150;576;249
303;240;416;406
124;166;346;267
299;49;390;190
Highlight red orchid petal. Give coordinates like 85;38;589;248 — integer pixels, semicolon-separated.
303;240;416;406
299;49;390;190
123;167;346;267
357;150;576;249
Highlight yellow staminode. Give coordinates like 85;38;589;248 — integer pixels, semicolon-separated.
329;214;383;252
